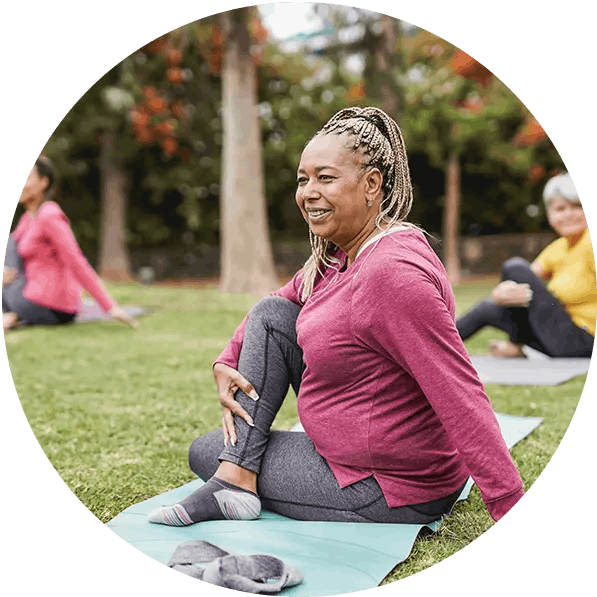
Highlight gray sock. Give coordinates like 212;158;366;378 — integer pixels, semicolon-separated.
148;478;261;526
168;540;305;593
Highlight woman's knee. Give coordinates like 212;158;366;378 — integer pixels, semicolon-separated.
188;429;224;479
475;298;502;317
248;296;301;334
457;298;505;333
250;296;300;319
501;257;531;281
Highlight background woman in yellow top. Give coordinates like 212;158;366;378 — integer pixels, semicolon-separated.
457;173;595;358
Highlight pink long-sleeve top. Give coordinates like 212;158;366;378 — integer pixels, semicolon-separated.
11;201;115;314
216;229;524;521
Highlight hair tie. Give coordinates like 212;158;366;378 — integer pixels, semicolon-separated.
361;115;391;142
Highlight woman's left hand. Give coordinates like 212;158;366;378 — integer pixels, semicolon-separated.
213;362;258;447
109;305;139;329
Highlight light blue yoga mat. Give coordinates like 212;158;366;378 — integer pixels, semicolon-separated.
107;413;542;595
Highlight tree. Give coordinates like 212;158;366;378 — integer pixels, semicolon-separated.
98;130;133;281
41;12;283;292
218;7;279;296
443;138;462;285
31;8;568;286
309;5;406;123
366;14;404;123
40;65;138;281
40;24;223;274
401;32;564;283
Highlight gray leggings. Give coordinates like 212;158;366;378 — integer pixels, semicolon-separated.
189;297;465;524
3;237;75;325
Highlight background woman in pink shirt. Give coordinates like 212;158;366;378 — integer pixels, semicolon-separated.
3;155;137;331
149;107;524;528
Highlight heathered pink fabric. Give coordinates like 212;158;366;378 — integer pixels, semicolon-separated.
11;202;115;313
216;229;524;521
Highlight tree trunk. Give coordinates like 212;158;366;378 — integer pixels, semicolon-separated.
98;130;133;282
371;15;404;123
442;150;462;286
218;8;279;296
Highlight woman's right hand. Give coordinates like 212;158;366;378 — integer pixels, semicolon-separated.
491;280;533;307
3;267;18;286
213;362;259;447
109;305;139;329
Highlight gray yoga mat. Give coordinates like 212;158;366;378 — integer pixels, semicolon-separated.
75;300;149;324
470;346;592;386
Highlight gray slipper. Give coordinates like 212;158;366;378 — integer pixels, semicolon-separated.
168;540;305;593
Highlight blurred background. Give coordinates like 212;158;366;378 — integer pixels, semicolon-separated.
15;2;565;294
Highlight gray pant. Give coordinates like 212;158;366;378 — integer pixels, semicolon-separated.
3;237;74;325
189;297;465;524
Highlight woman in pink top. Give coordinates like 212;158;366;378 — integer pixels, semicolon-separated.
148;108;524;528
3;155;137;331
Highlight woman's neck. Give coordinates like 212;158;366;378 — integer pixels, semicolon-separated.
25;196;45;216
344;223;388;266
350;221;410;265
566;229;586;248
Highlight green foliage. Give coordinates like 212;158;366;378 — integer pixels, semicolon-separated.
401;33;565;235
36;20;223;256
21;10;570;260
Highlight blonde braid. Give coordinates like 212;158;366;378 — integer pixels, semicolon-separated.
299;107;416;302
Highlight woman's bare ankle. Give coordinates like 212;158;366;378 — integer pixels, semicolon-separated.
214;461;258;493
3;312;19;331
488;340;526;358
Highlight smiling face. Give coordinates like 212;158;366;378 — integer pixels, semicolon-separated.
546;197;588;239
19;165;49;206
296;133;382;257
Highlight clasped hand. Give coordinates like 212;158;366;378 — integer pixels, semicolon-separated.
491;281;533;307
3;267;19;286
213;362;259;447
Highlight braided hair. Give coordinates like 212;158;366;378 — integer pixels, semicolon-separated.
300;107;415;301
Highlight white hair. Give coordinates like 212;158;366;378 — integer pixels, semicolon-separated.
542;172;580;208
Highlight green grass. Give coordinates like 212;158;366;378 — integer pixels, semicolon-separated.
4;280;586;583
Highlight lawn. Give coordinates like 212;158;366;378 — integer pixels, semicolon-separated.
4;279;586;584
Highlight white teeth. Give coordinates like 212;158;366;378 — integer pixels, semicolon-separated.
308;210;328;217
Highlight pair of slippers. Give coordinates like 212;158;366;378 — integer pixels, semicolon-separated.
168;540;304;593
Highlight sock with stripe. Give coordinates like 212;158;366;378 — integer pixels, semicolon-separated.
148;477;261;527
